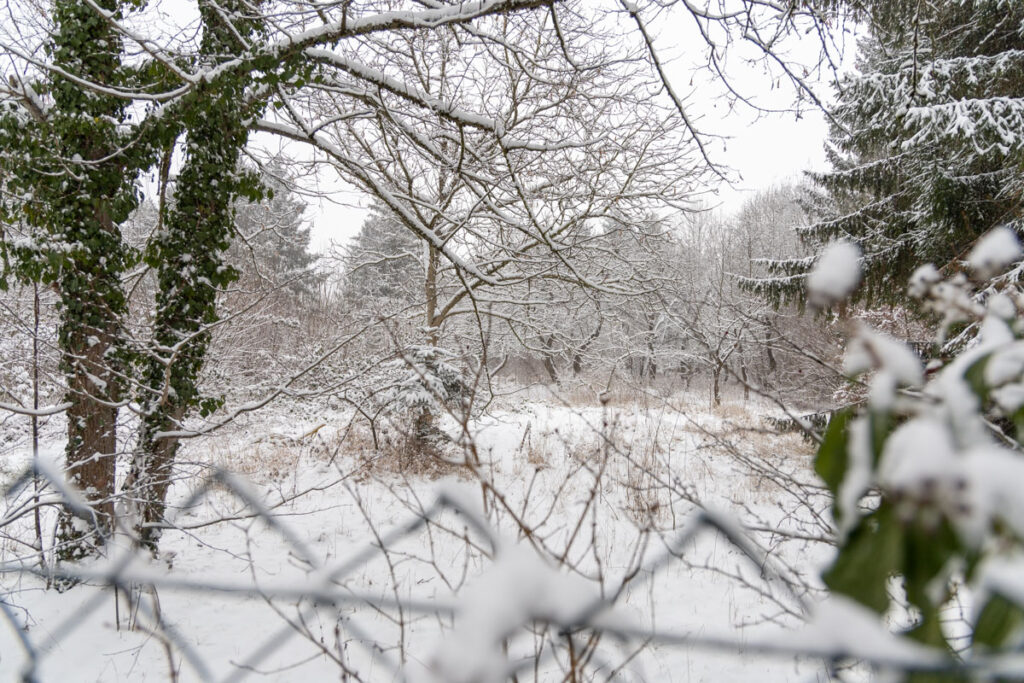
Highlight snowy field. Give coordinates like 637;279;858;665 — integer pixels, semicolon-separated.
0;395;841;682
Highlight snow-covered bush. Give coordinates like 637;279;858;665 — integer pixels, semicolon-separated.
815;227;1024;674
378;345;467;457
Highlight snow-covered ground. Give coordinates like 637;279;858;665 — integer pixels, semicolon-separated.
1;397;837;681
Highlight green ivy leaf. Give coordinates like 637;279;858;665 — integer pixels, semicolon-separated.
904;605;959;683
869;409;892;467
974;592;1024;650
815;408;853;497
964;353;992;404
905;603;950;653
903;518;959;613
824;504;903;614
906;666;966;683
1011;405;1024;444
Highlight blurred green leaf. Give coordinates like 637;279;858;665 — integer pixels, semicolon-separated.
824;504;903;613
815;408;853;497
974;592;1024;650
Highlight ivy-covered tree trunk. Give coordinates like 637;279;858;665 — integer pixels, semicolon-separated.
0;0;140;567
125;0;264;550
47;0;139;566
57;300;122;562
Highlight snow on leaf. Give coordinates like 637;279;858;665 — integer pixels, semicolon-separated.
806;240;861;306
844;325;924;409
909;264;941;299
961;446;1024;545
878;417;958;496
974;555;1024;623
836;417;873;539
985;339;1024;411
968;227;1022;280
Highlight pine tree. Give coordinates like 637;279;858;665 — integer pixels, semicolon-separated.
230;161;319;301
756;1;1024;305
343;205;421;307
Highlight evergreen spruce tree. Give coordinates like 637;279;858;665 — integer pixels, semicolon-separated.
753;1;1024;306
231;162;319;301
344;205;421;306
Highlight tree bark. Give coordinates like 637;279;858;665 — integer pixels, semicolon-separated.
540;335;560;383
424;244;440;345
712;362;722;407
55;322;119;564
125;406;186;550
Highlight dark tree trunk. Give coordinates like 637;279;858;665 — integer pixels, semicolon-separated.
425;244;439;346
125;405;186;550
572;317;602;376
540;335;560;384
765;335;777;373
712;362;722;407
56;323;119;564
645;341;657;381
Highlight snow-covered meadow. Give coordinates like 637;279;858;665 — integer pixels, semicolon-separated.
2;394;840;681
